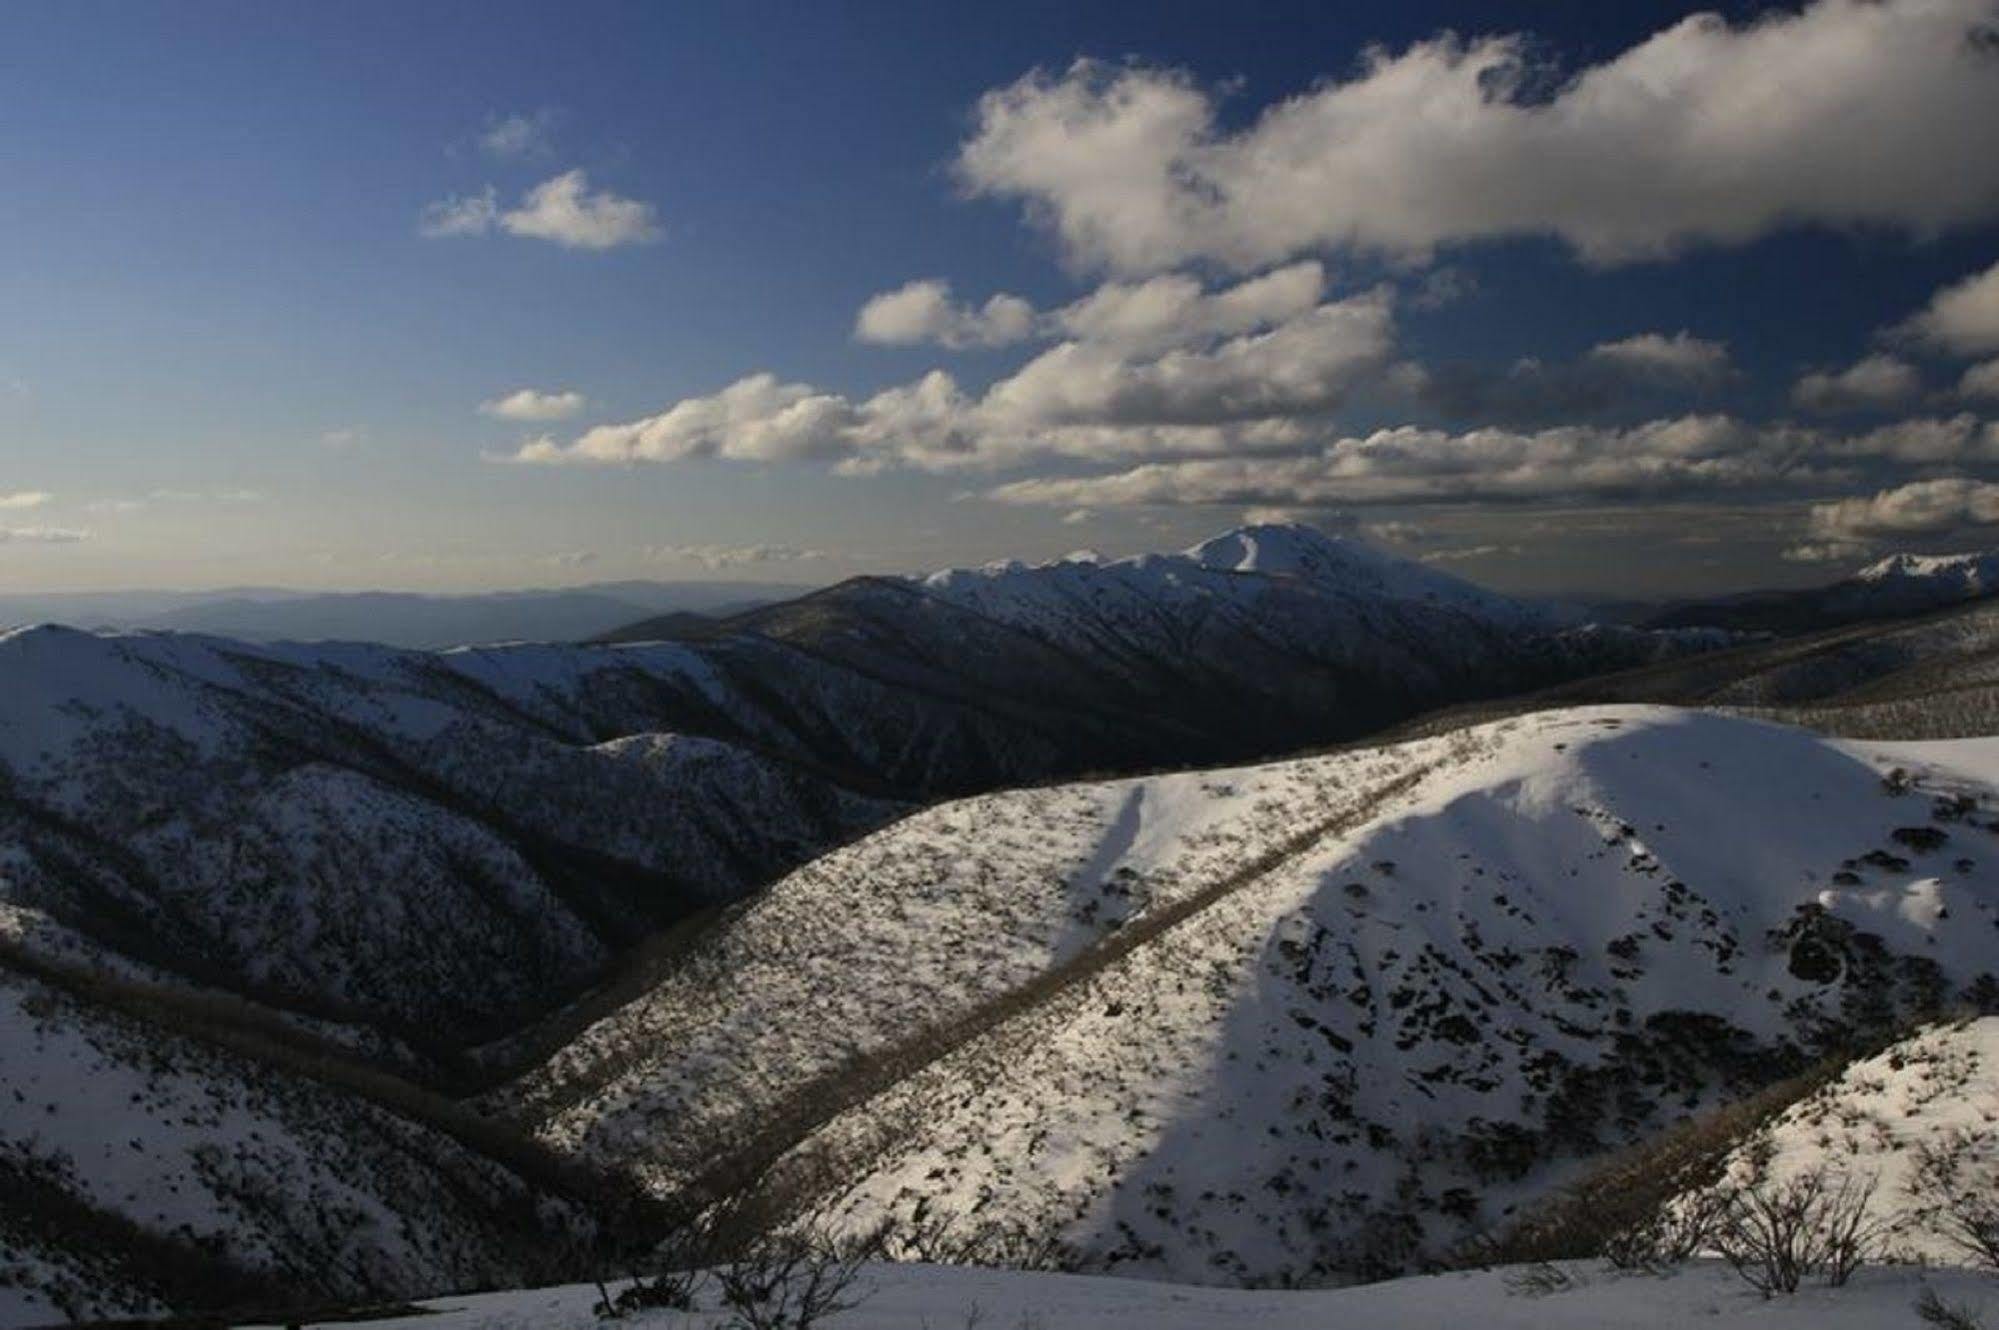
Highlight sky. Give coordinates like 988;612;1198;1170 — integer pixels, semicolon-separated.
4;0;1999;599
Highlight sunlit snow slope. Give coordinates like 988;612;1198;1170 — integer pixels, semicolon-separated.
509;706;1999;1284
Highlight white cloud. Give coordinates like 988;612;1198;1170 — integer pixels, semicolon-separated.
320;427;365;448
0;526;86;544
1051;261;1327;349
500;170;661;250
0;491;50;510
983;415;1836;509
421;171;661;250
1586;331;1732;385
1900;259;1999;356
956;1;1999;273
1060;507;1095;525
480;110;556;159
511;286;1397;471
641;542;829;569
1804;476;1999;542
481;389;587;421
982;287;1393;431
541;550;598;568
1792;354;1924;413
855;280;1036;349
418;187;499;238
1962;359;1999;399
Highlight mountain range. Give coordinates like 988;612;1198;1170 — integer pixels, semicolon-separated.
3;524;1999;1322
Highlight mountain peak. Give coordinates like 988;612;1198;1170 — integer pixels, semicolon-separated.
1181;522;1361;576
1852;550;1999;586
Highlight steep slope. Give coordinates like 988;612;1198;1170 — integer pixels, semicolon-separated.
0;946;595;1326
506;707;1999;1285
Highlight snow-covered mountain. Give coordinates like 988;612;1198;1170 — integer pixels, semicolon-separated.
0;524;1720;1056
0;624;897;1048
504;706;1999;1285
1651;548;1999;635
918;523;1565;638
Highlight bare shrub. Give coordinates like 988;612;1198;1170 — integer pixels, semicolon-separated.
1908;1129;1999;1271
712;1218;886;1330
1915;1287;1989;1330
1709;1159;1888;1295
1600;1187;1731;1272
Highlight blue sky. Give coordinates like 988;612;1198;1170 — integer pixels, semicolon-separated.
4;1;1999;597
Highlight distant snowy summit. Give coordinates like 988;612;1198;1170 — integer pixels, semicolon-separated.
1650;546;1999;634
917;521;1565;633
1851;549;1999;595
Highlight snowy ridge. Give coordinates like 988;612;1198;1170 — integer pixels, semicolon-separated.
1852;550;1999;592
508;706;1999;1285
917;522;1565;637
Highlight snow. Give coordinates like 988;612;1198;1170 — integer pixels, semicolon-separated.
1852;550;1999;592
510;704;1999;1284
234;1261;1999;1330
1684;1016;1999;1266
916;522;1564;639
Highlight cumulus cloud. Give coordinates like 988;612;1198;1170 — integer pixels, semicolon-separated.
479;110;556;159
1793;354;1924;413
641;542;829;569
1586;331;1732;385
421;170;661;249
499;170;660;249
982;287;1393;430
956;1;1999;274
1899;259;1999;356
0;491;50;510
1803;477;1999;544
0;526;86;544
855;280;1037;349
984;415;1837;509
1962;359;1999;399
510;286;1397;470
481;388;587;421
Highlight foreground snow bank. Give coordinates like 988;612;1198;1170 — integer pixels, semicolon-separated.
238;1261;1998;1330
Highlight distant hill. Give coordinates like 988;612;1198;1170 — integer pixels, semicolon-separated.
0;580;810;648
